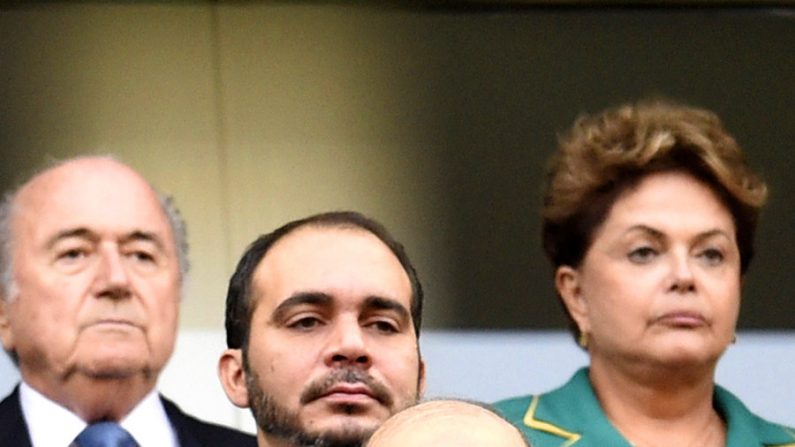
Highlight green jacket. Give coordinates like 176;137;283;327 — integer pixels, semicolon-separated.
495;368;795;447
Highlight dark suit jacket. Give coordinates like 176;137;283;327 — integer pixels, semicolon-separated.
0;386;257;447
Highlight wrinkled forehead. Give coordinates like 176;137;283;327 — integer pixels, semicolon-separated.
11;160;175;247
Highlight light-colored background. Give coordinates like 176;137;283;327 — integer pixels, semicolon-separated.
2;330;794;431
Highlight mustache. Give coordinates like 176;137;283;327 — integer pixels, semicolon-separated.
300;368;393;407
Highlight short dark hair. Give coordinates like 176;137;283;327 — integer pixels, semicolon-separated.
224;211;423;351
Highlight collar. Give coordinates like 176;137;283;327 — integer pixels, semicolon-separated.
20;382;85;447
522;368;631;446
523;368;795;447
19;382;178;447
715;385;795;447
124;388;179;447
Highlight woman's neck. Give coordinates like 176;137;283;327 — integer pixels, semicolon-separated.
589;356;725;447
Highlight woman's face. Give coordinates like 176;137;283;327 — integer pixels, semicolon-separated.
557;171;741;368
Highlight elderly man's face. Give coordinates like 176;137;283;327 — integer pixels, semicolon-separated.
0;159;181;396
221;226;424;446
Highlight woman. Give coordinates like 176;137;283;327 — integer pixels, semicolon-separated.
495;100;795;447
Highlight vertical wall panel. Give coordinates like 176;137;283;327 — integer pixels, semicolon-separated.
0;4;229;329
215;4;458;326
2;4;793;331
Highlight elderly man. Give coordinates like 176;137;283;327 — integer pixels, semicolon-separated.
218;211;425;447
0;157;255;446
365;400;531;447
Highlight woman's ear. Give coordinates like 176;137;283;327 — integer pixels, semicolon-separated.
555;265;591;336
218;348;250;409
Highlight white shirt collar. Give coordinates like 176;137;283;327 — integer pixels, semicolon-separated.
19;382;84;447
19;381;179;447
123;388;179;447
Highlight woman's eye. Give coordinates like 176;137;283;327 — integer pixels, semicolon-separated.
628;246;657;264
699;248;724;265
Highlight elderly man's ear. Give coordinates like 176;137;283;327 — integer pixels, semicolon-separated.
218;348;250;408
0;298;15;352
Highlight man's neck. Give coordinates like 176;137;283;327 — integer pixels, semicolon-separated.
23;372;155;422
257;432;365;447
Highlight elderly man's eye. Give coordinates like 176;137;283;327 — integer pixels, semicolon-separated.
62;249;85;259
130;251;156;263
57;248;89;262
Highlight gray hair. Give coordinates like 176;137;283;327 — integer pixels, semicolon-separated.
0;191;14;301
157;192;191;282
0;157;190;302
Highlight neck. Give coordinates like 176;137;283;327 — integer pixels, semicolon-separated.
25;373;155;422
258;432;297;447
257;431;365;447
589;357;724;447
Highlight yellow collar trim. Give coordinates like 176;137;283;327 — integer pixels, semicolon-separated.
523;395;582;447
769;425;795;446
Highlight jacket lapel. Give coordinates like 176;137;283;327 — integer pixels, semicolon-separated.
0;386;34;447
524;368;632;447
160;395;200;447
716;386;795;447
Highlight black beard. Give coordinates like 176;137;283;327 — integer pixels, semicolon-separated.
245;368;373;447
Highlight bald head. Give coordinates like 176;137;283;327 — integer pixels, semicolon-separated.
0;156;188;302
366;400;530;447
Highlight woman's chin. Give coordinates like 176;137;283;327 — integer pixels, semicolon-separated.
643;340;724;371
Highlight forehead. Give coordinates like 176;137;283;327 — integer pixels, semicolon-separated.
604;171;734;230
251;225;412;310
12;160;174;245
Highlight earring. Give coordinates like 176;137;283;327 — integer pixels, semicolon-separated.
732;333;738;344
578;331;589;349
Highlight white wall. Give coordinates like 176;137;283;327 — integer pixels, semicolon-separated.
2;330;793;433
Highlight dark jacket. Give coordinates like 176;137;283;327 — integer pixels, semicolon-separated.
0;386;257;447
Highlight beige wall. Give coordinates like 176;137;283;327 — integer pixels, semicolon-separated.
3;3;794;331
0;3;454;330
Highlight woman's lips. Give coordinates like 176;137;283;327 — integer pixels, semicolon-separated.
654;311;707;328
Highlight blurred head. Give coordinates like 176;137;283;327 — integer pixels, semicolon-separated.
219;211;425;447
542;100;767;346
366;400;530;447
0;156;187;407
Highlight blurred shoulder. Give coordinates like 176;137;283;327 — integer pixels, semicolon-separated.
160;396;257;447
714;385;795;446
